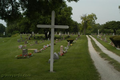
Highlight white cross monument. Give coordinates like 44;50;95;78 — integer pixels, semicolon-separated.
37;11;69;72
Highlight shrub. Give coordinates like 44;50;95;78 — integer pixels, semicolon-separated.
67;38;74;44
110;36;120;47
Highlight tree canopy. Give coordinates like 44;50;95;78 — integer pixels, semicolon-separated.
80;13;97;35
0;0;79;22
0;0;80;38
103;21;120;35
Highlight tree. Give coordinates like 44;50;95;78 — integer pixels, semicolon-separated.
0;0;79;22
0;24;5;36
103;21;120;35
81;13;97;35
0;0;79;38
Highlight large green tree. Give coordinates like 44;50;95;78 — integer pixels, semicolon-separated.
81;13;97;35
0;0;79;38
103;21;120;35
0;0;79;22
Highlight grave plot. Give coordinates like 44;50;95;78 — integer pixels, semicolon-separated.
16;34;78;60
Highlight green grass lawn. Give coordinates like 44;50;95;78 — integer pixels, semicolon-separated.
0;34;100;80
92;35;120;56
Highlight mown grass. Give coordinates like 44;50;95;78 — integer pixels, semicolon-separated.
89;36;120;72
92;35;120;56
0;35;100;80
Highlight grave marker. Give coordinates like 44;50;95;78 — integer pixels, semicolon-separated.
20;34;22;39
17;39;21;42
78;32;80;37
37;11;69;72
3;32;5;36
60;45;63;55
25;41;28;44
35;41;38;44
54;52;59;59
22;49;28;56
68;32;69;36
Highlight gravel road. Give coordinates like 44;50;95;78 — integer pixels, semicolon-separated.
87;35;120;80
90;35;120;63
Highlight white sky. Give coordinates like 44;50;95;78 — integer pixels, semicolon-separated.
0;0;120;27
66;0;120;24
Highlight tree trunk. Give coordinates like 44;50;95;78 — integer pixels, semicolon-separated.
84;21;87;35
113;29;116;35
44;31;48;39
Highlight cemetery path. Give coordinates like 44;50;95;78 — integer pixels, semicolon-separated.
90;35;120;63
86;35;120;80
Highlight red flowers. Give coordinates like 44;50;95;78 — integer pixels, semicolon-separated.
28;53;32;56
16;53;33;59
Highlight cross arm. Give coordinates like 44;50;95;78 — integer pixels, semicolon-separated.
55;25;69;29
37;25;51;28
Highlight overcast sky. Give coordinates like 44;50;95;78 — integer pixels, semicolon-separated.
0;0;120;27
66;0;120;24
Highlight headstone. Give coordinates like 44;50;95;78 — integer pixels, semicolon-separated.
68;32;69;36
3;32;5;36
17;39;21;42
54;52;59;59
98;29;99;36
25;41;28;44
58;52;61;56
104;37;107;42
35;41;38;44
20;34;22;39
113;33;115;36
47;44;49;47
43;45;46;49
22;49;28;56
78;32;80;37
67;42;70;49
32;32;34;35
68;42;70;46
48;38;49;41
60;45;63;55
59;32;61;36
64;47;68;52
76;38;78;40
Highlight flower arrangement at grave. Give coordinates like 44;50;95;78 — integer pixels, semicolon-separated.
60;53;64;56
15;53;33;59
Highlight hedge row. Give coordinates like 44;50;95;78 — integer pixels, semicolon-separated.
109;36;120;48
